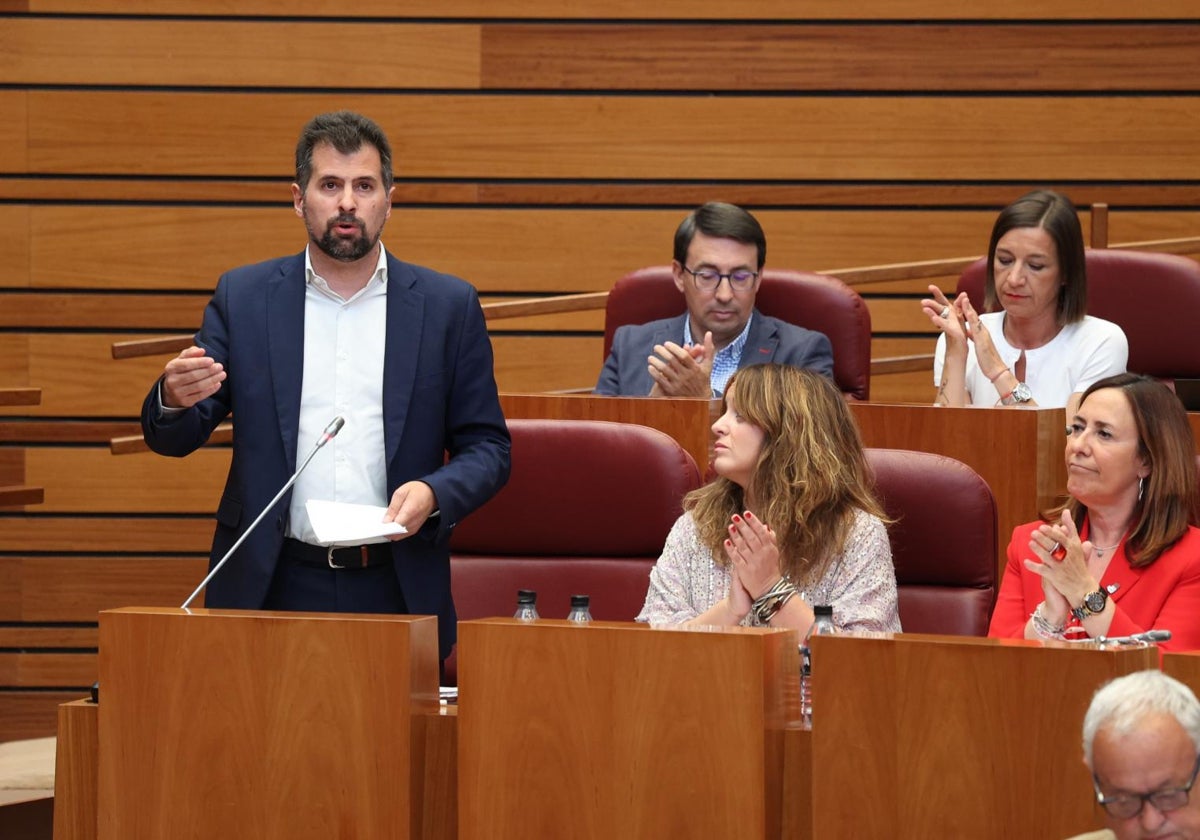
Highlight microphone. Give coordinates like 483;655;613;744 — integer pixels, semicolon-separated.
1096;629;1172;647
180;416;345;609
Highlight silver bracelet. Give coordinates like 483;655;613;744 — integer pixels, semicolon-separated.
751;575;798;626
1030;602;1066;640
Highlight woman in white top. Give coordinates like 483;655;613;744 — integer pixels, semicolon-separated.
921;190;1127;415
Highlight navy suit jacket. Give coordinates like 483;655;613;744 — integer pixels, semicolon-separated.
141;251;511;658
593;310;834;396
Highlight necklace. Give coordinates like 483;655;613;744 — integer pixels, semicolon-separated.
1092;541;1122;558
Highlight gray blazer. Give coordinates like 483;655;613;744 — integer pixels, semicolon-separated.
594;310;834;396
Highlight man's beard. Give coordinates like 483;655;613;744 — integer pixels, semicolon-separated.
310;214;378;263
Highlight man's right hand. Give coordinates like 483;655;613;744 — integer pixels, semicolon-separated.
161;346;226;409
647;331;715;397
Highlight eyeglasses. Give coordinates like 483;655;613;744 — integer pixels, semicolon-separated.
679;265;759;292
1094;754;1200;819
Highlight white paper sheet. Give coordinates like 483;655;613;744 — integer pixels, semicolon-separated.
305;499;407;545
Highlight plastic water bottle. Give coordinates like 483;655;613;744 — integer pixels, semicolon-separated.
513;589;539;621
800;604;836;726
566;594;593;623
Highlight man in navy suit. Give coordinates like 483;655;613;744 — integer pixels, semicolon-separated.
594;202;833;397
141;111;510;661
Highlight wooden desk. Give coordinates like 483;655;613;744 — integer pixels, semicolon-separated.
809;633;1157;839
57;625;1172;840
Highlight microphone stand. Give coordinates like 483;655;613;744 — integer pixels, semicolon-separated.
181;417;344;609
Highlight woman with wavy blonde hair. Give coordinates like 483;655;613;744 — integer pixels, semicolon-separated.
638;364;900;633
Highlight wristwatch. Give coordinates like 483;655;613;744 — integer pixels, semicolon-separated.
1071;589;1109;621
1001;382;1033;405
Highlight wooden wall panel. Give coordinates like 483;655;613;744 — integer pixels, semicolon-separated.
1;20;481;88
23;449;228;514
0;205;31;287
0;517;214;554
482;24;1200;91
0;557;206;621
492;336;600;393
2;333;603;414
21;0;1200;20
12;206;1002;293
0;91;27;170
22;92;1200;180
0;693;81;742
0;653;96;688
16;334;177;417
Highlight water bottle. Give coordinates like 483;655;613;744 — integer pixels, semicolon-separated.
800;604;836;726
566;594;593;623
513;589;539;621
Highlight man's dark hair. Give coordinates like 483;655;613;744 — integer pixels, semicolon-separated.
294;111;393;191
673;202;767;270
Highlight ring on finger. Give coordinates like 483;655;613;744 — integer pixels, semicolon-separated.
1050;542;1067;561
940;306;950;319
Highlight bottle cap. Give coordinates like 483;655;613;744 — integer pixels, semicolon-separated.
570;594;590;608
814;604;833;618
517;589;537;604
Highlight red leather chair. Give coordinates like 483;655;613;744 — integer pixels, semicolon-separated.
958;249;1200;382
605;268;872;400
444;418;703;684
867;448;998;636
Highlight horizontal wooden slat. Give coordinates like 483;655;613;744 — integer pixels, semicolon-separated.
0;557;207;622
866;297;940;334
7;21;1198;91
18;0;1200;20
4;179;1200;208
0;653;96;688
1;20;480;88
0;627;97;648
21;92;1200;180
482;24;1200;91
0;292;209;330
0;334;178;417
0;421;142;445
2;332;604;414
21;448;227;513
0;692;82;742
2;333;602;414
8;206;1012;292
0;517;215;553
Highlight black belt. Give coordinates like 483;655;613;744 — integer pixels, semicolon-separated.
281;538;393;570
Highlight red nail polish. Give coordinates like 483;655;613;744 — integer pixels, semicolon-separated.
745;512;754;520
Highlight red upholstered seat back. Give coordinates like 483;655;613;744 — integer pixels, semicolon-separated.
867;448;997;636
958;249;1200;381
445;418;703;684
604;267;872;400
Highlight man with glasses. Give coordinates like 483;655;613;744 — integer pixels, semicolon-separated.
594;201;833;397
1069;670;1200;839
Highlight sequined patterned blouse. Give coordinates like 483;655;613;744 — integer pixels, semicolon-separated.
637;507;902;631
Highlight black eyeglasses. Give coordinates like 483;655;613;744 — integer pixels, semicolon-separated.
1094;754;1200;819
680;265;759;292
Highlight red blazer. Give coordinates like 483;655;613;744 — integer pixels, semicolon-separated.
988;520;1200;652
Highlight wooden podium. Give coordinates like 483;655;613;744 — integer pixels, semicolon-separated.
94;607;439;840
806;633;1158;839
457;618;800;839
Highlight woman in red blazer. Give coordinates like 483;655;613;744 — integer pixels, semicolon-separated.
989;373;1200;651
